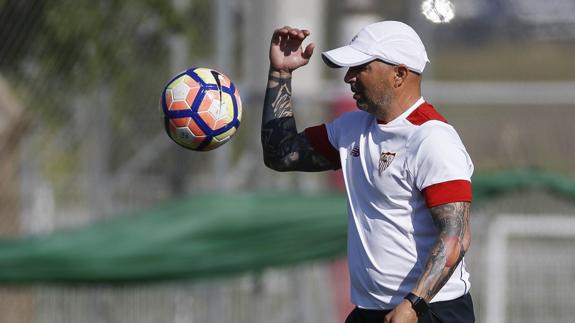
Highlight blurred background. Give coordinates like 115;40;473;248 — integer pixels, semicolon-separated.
1;0;575;322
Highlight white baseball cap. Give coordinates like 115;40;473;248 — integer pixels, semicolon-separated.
322;21;430;73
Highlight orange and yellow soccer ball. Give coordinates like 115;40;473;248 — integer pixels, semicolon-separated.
160;67;242;151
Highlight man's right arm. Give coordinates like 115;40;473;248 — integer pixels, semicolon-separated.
261;27;335;172
261;68;334;172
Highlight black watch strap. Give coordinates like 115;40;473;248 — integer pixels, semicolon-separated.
404;292;429;317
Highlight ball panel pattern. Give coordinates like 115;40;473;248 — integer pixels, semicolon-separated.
160;67;242;151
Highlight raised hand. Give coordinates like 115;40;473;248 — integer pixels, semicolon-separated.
269;26;315;72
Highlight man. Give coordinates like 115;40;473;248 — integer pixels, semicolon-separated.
261;21;475;323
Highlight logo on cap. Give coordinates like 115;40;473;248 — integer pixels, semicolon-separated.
350;34;358;44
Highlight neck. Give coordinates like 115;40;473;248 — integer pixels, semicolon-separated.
376;92;422;124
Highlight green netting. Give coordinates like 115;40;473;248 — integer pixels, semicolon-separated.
0;169;574;283
473;169;575;202
0;192;348;283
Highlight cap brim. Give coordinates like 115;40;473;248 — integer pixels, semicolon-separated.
321;46;375;68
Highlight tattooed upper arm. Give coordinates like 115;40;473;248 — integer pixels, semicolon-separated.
261;69;335;172
430;201;471;258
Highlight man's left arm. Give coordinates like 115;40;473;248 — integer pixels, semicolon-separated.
414;201;471;299
385;201;471;322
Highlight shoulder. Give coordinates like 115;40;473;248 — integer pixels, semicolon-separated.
406;102;448;126
407;122;465;162
406;102;460;147
411;121;460;144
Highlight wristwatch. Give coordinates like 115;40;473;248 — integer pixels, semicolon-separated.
404;292;429;317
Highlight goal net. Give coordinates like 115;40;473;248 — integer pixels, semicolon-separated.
484;215;575;323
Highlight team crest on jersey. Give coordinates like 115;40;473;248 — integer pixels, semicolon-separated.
350;146;360;157
378;152;396;175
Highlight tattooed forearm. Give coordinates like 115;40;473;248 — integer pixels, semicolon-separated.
263;70;294;123
413;202;471;302
261;69;333;172
262;69;298;167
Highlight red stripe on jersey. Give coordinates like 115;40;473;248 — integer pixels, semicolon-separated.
407;102;448;125
423;180;472;208
304;125;342;170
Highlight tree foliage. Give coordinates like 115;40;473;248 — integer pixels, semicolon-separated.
1;0;212;116
0;0;214;199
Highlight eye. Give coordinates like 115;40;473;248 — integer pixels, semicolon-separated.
359;64;370;72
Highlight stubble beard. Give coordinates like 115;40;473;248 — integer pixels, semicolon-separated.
354;81;394;119
364;90;393;119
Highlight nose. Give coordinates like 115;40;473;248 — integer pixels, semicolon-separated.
344;68;357;84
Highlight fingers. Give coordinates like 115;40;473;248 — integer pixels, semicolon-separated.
270;26;314;69
272;26;311;43
302;42;315;59
272;26;290;38
287;27;310;40
383;311;393;323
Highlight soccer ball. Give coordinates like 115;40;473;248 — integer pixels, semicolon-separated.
160;67;242;151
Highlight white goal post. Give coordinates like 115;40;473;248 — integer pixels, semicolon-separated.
484;214;575;323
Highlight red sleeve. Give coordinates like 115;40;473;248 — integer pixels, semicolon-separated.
422;179;472;208
304;125;341;170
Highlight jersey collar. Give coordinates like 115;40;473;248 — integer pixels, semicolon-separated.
377;97;425;125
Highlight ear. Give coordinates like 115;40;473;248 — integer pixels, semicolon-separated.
394;65;409;87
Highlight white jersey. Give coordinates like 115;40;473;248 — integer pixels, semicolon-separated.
305;98;474;310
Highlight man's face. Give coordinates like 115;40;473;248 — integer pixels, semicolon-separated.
344;60;395;115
